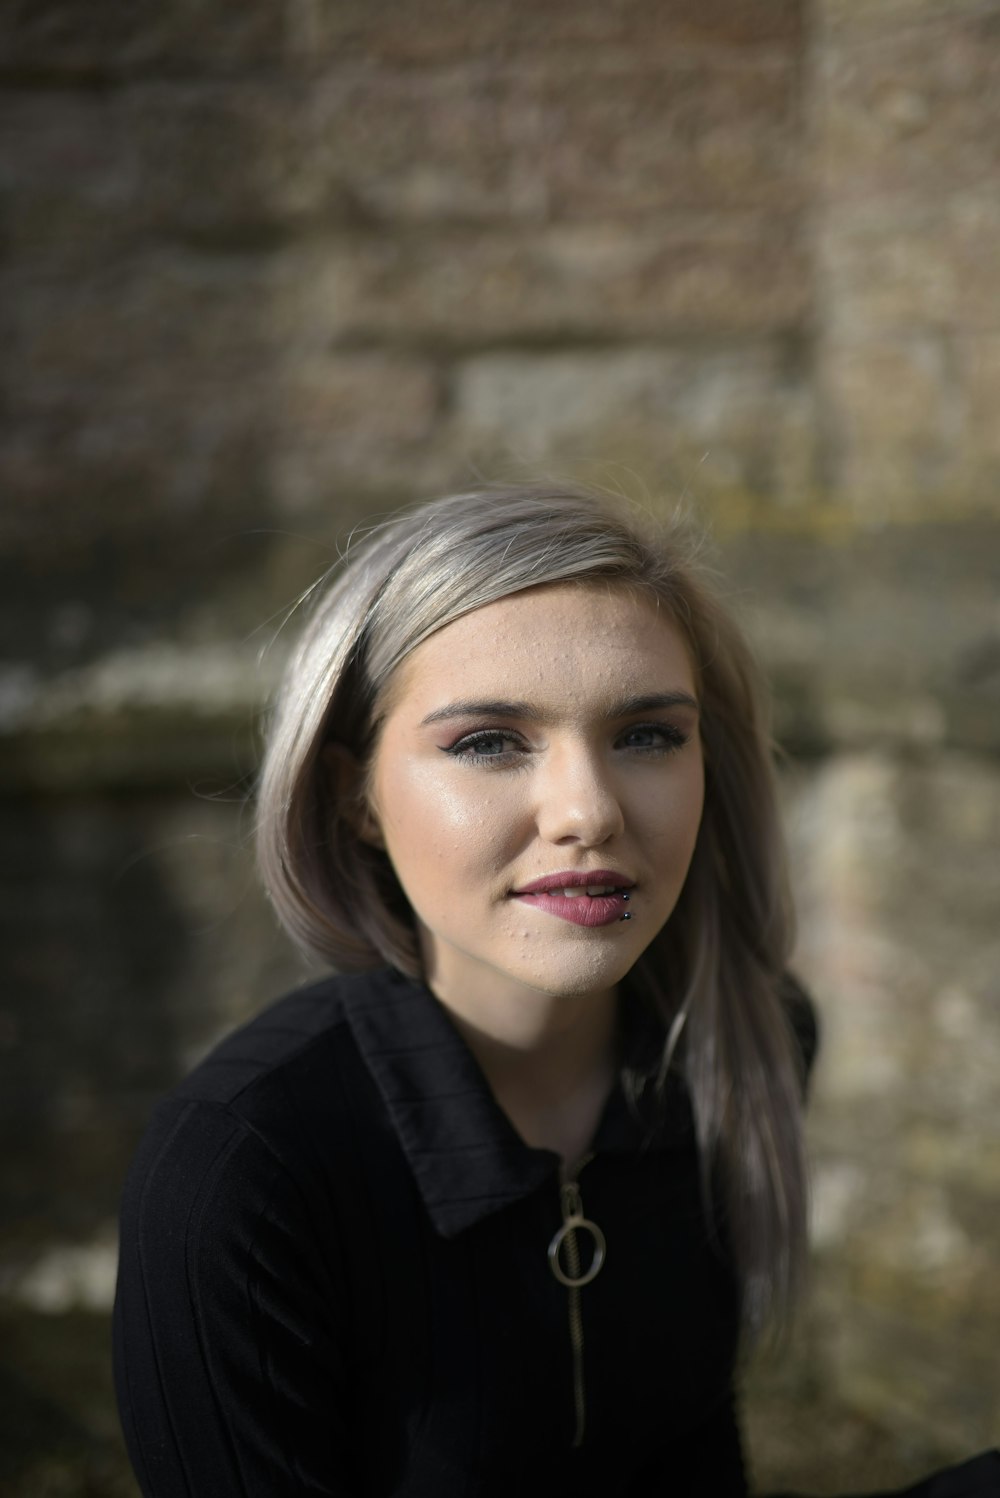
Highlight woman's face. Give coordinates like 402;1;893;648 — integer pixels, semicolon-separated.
366;582;705;1014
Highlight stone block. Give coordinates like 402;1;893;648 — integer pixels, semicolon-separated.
817;10;1000;205
819;336;957;508
0;344;442;549
126;81;328;239
309;0;803;63
1;256;276;396
0;83;334;255
818;0;993;36
268;352;445;510
0;240;451;542
818;331;1000;513
0;390;274;555
299;215;809;345
744;1340;951;1492
819;197;1000;335
723;519;1000;756
0;791;301;1222
959;334;1000;475
445;346;819;501
0;0;303;79
783;750;1000;1448
819;1293;1000;1453
0;521;357;705
0;255;286;544
311;52;803;224
0;94;144;266
788;755;1000;1099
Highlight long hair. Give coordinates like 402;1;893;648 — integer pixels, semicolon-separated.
255;483;808;1334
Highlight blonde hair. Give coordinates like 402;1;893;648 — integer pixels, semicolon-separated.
256;483;809;1334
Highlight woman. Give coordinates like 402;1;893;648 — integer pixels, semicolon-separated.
113;484;998;1496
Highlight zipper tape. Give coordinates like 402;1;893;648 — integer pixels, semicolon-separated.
547;1174;607;1447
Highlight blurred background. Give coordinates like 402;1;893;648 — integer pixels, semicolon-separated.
1;0;998;1493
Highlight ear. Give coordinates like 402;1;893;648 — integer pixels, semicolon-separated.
321;742;385;849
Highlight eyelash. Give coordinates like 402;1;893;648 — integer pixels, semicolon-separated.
443;723;691;765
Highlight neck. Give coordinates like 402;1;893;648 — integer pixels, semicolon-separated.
427;972;620;1165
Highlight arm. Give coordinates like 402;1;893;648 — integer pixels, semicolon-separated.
113;1099;362;1497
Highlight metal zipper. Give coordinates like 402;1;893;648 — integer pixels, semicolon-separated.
547;1157;606;1449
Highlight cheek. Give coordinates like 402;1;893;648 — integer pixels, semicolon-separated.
641;759;705;855
373;756;521;879
682;756;706;831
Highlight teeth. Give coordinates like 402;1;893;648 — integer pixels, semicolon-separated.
557;886;617;898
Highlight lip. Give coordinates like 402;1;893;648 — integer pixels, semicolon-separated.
511;870;635;929
513;869;635;895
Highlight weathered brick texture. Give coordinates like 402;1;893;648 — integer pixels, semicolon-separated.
308;55;803;223
0;0;305;79
818;12;1000;202
304;0;805;62
814;2;1000;511
293;218;808;344
447;346;816;497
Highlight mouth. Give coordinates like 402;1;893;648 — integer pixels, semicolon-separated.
511;871;635;928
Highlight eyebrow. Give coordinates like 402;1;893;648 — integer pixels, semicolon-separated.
420;691;700;727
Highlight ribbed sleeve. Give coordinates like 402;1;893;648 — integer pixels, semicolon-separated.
113;1098;360;1497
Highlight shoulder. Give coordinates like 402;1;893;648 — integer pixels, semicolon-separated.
174;966;411;1128
174;969;369;1109
119;969;396;1242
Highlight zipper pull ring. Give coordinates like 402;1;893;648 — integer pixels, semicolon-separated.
547;1181;607;1288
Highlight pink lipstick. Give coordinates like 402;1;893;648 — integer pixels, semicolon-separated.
512;870;635;929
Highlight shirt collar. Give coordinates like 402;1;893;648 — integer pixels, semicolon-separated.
341;967;690;1239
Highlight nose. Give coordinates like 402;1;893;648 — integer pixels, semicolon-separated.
534;741;626;847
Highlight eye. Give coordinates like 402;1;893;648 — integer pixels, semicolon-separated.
443;729;527;763
617;721;690;753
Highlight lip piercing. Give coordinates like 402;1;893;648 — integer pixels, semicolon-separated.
620;892;632;922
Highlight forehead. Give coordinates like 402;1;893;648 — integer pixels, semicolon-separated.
383;582;697;715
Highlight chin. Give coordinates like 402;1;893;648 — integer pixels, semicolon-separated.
510;950;643;1001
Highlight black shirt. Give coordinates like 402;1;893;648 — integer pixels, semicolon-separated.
111;967;762;1496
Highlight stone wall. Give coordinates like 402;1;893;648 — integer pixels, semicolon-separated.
1;1;998;1491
